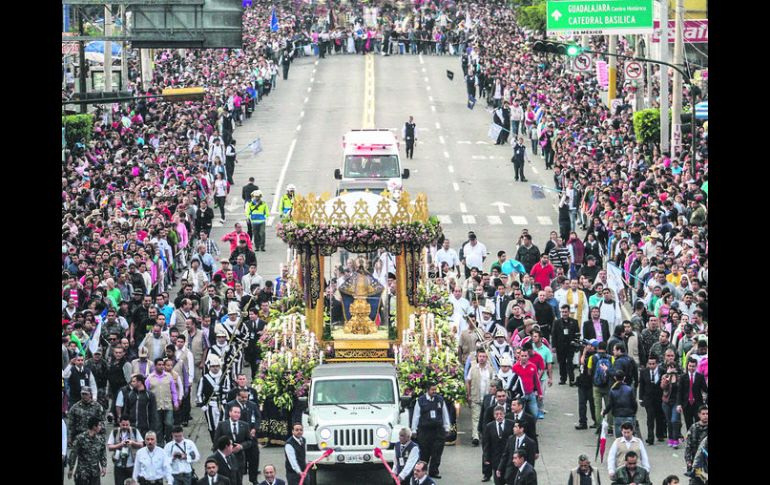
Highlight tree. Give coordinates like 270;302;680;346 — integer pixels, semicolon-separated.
62;114;95;148
516;1;547;35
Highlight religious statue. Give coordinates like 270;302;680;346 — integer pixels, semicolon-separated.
338;258;385;335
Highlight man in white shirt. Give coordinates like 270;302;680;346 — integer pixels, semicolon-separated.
596;288;623;334
435;238;460;276
241;264;264;293
133;431;174;484
607;422;651;480
449;286;471;339
461;232;487;278
164;426;200;484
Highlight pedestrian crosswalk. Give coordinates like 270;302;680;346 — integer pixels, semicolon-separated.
434;214;554;226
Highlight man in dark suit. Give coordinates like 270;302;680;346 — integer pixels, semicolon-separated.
507;450;537;485
638;354;666;445
497;420;538;483
482;389;512;436
677;358;708;430
482;406;514;484
226;388;262;483
214;406;255;485
581;307;611;342
410;461;436;485
258;464;286;485
508;398;537;444
198;456;232;485
478;381;503;439
208;437;236;485
550;304;580;385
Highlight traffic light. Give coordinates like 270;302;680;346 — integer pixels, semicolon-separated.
532;41;582;56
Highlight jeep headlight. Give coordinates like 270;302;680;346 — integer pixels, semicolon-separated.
319;428;332;440
376;427;389;439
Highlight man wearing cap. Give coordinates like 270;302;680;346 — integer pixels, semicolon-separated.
278;184;295;218
496;355;525;401
68;386;106;444
245;191;269;251
489;327;514;371
478;301;504;337
466;348;496;446
198;354;233;445
207;329;232;374
461;232;487;279
132;346;153;378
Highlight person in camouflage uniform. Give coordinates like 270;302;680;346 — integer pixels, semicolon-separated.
68;417;107;485
86;348;110;411
68;387;105;444
639;316;661;364
684;405;708;477
690;436;708;485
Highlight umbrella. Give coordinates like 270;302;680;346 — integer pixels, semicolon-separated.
501;259;526;275
695;101;708;120
84;41;122;63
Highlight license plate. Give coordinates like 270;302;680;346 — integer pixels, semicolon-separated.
344;453;365;464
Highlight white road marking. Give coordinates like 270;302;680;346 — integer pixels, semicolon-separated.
426;85;431;91
457;140;471;144
270;139;297;215
430;105;436;112
452;182;460;191
487;215;503;225
435;122;441;129
531;166;539;174
459;203;467;213
424;77;429;83
511;216;528;225
472;155;487;160
296;124;302;131
267;216;275;226
448;165;454;173
300;111;305;118
537;216;554;225
419;54;424;64
313;69;316;74
304;97;309;103
307;87;312;93
439;136;446;144
462;215;477;224
428;96;434;102
419;127;431;132
315;60;319;65
310;77;314;82
443;151;450;158
476;141;488;144
437;215;452;224
422;67;427;73
212;220;223;227
491;202;511;214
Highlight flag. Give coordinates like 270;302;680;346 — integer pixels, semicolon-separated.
446;70;454;81
270;8;279;32
242;0;252;7
607;263;626;297
467;95;476;110
530;184;546;199
595;418;609;462
248;138;263;155
534;105;544;124
487;123;503;141
89;319;103;355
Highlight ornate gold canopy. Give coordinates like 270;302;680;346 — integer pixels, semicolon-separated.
290;189;430;226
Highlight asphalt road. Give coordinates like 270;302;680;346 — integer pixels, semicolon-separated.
65;52;687;485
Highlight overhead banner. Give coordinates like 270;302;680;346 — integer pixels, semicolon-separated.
652;19;708;43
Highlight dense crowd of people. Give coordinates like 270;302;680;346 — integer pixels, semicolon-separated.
61;1;708;485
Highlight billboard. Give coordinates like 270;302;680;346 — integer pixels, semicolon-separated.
652;19;708;44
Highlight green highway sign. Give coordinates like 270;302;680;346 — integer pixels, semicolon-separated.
547;0;654;35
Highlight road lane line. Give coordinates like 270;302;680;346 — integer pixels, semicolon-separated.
448;165;454;173
437;215;453;224
304;97;309;103
419;54;424;64
537;216;553;225
300;111;305;118
439;136;446;144
430;105;436;112
487;215;503;225
443;151;450;158
270;139;297;215
435;122;441;129
453;183;460;191
511;216;528;225
531;166;539;174
296;124;302;131
462;215;476;224
428;96;433;102
460;203;467;213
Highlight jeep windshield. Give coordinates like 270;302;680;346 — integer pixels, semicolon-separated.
344;155;400;178
313;378;395;405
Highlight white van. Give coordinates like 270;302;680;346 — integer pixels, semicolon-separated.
334;129;410;194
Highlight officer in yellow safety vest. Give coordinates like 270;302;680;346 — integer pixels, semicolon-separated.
245;190;269;251
278;184;295;218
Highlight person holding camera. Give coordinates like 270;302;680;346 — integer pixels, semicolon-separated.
164;425;201;485
107;415;145;485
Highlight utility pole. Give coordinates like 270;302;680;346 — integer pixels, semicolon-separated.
670;0;685;158
635;35;645;112
121;5;129;91
646;33;654;108
104;5;113;92
659;0;670;153
608;35;617;106
78;6;88;114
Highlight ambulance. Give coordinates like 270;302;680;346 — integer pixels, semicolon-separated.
334;129;410;195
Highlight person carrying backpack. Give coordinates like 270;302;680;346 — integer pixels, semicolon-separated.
609;342;639;389
588;341;614;434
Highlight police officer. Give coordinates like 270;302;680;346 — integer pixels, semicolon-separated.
394;427;420;485
278;184;295;218
411;382;450;479
403;116;416;159
245;190;269;251
197;355;232;445
511;136;528;182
